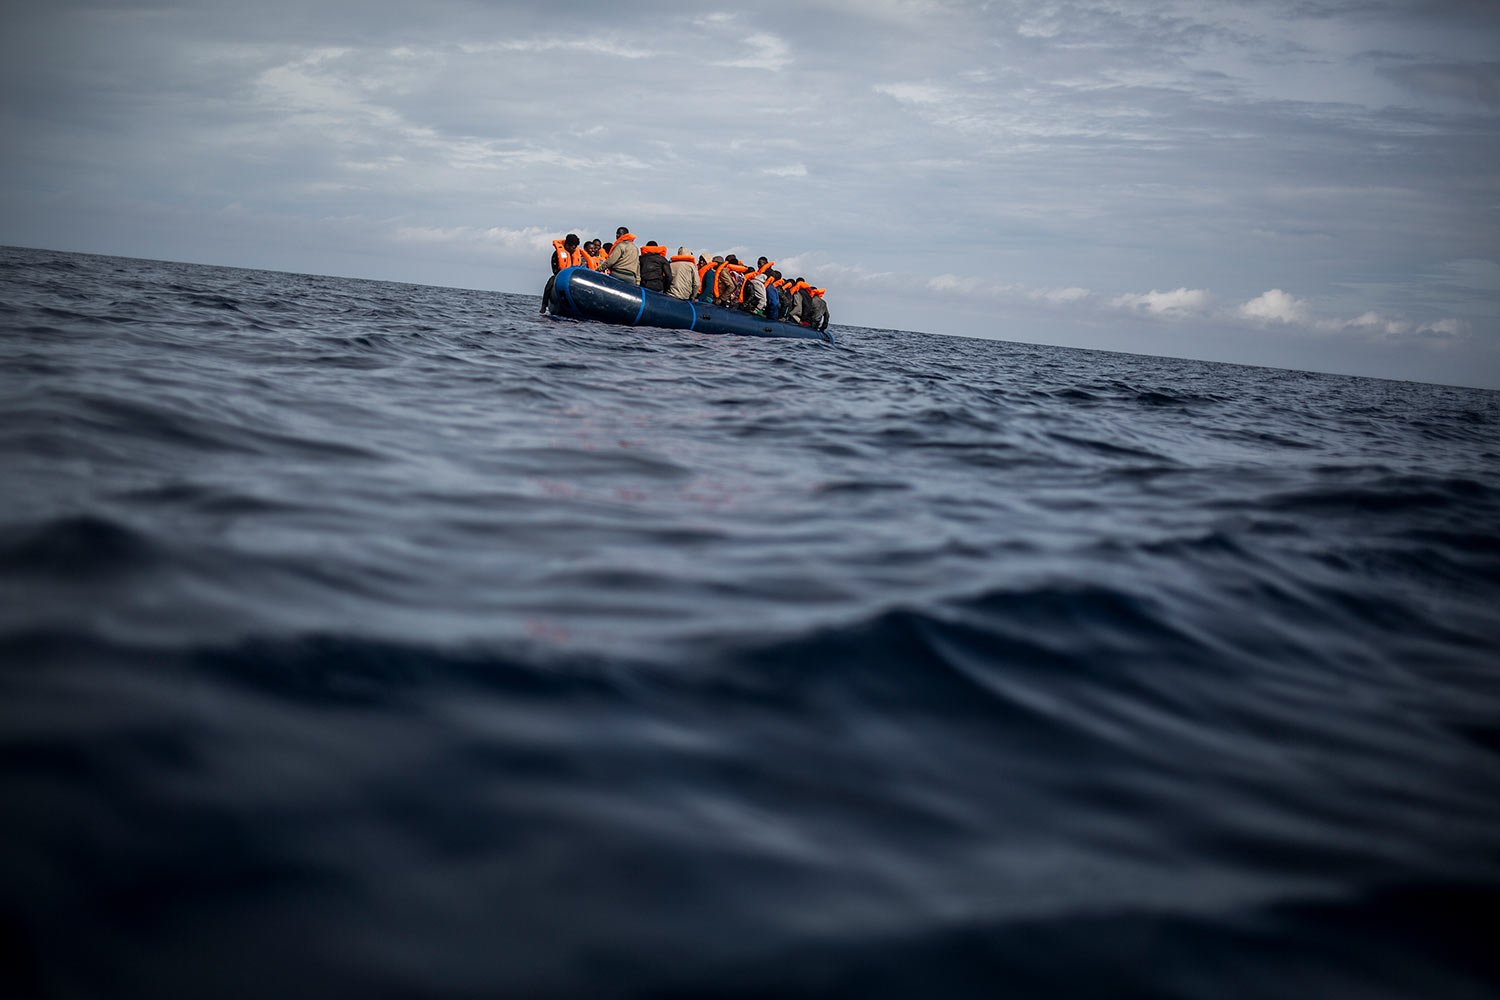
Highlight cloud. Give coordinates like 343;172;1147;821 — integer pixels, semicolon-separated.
1034;286;1092;304
1229;294;1472;343
474;38;659;60
762;163;808;177
718;33;792;72
393;224;556;255
925;275;1091;304
874;81;947;105
1110;288;1213;317
1239;288;1310;324
1379;61;1500;109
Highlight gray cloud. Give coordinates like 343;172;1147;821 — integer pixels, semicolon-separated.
1;0;1497;385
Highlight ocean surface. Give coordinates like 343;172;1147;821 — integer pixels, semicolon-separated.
3;244;1499;998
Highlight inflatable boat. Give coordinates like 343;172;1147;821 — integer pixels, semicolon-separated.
545;267;834;344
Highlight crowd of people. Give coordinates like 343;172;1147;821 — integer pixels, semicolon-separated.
545;227;830;332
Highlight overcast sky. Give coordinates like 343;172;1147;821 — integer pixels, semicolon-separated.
4;0;1498;387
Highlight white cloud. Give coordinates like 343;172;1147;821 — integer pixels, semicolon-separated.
719;33;792;72
1239;288;1310;324
925;275;1091;305
762;164;808;177
1033;286;1091;304
1110;288;1213;317
873;81;947;105
477;38;658;60
394;225;556;255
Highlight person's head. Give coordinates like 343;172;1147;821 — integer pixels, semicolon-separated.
603;242;614;253
757;256;768;267
616;226;630;237
772;270;782;281
726;254;739;265
678;247;692;257
563;234;580;251
712;255;723;263
645;240;658;247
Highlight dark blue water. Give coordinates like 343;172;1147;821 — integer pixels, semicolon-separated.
4;244;1499;998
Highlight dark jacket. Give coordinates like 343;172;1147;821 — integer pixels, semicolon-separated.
808;295;829;331
638;248;672;293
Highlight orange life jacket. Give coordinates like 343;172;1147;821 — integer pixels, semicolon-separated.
639;244;667;256
713;262;749;299
737;260;774;302
552;240;584;270
669;255;696;263
580;248;601;270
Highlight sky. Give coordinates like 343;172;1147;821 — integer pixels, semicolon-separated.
3;0;1499;388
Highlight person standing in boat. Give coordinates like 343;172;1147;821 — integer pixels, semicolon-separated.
667;248;701;300
600;227;640;284
638;241;671;293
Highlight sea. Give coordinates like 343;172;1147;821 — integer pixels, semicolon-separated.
3;244;1499;999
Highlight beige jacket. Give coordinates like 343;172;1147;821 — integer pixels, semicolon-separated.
601;238;640;284
667;249;701;300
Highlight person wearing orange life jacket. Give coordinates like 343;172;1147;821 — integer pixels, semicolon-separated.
783;278;812;324
667;248;701;300
540;233;584;314
550;234;584;274
600;227;640;284
807;288;830;332
737;256;775;313
579;239;603;270
713;255;750;307
638;241;672;293
776;276;802;322
696;255;722;303
764;271;784;320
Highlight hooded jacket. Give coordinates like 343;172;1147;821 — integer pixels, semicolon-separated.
667;249;701;300
600;233;640;284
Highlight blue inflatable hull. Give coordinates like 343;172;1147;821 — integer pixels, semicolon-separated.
547;267;833;344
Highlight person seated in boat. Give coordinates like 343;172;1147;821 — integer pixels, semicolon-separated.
764;271;783;320
667;248;701;300
581;239;604;270
738;256;774;314
714;255;750;307
797;282;819;327
600;227;639;285
638;241;671;293
783;278;811;324
808;288;829;332
539;233;584;314
550;234;584;274
697;256;722;303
